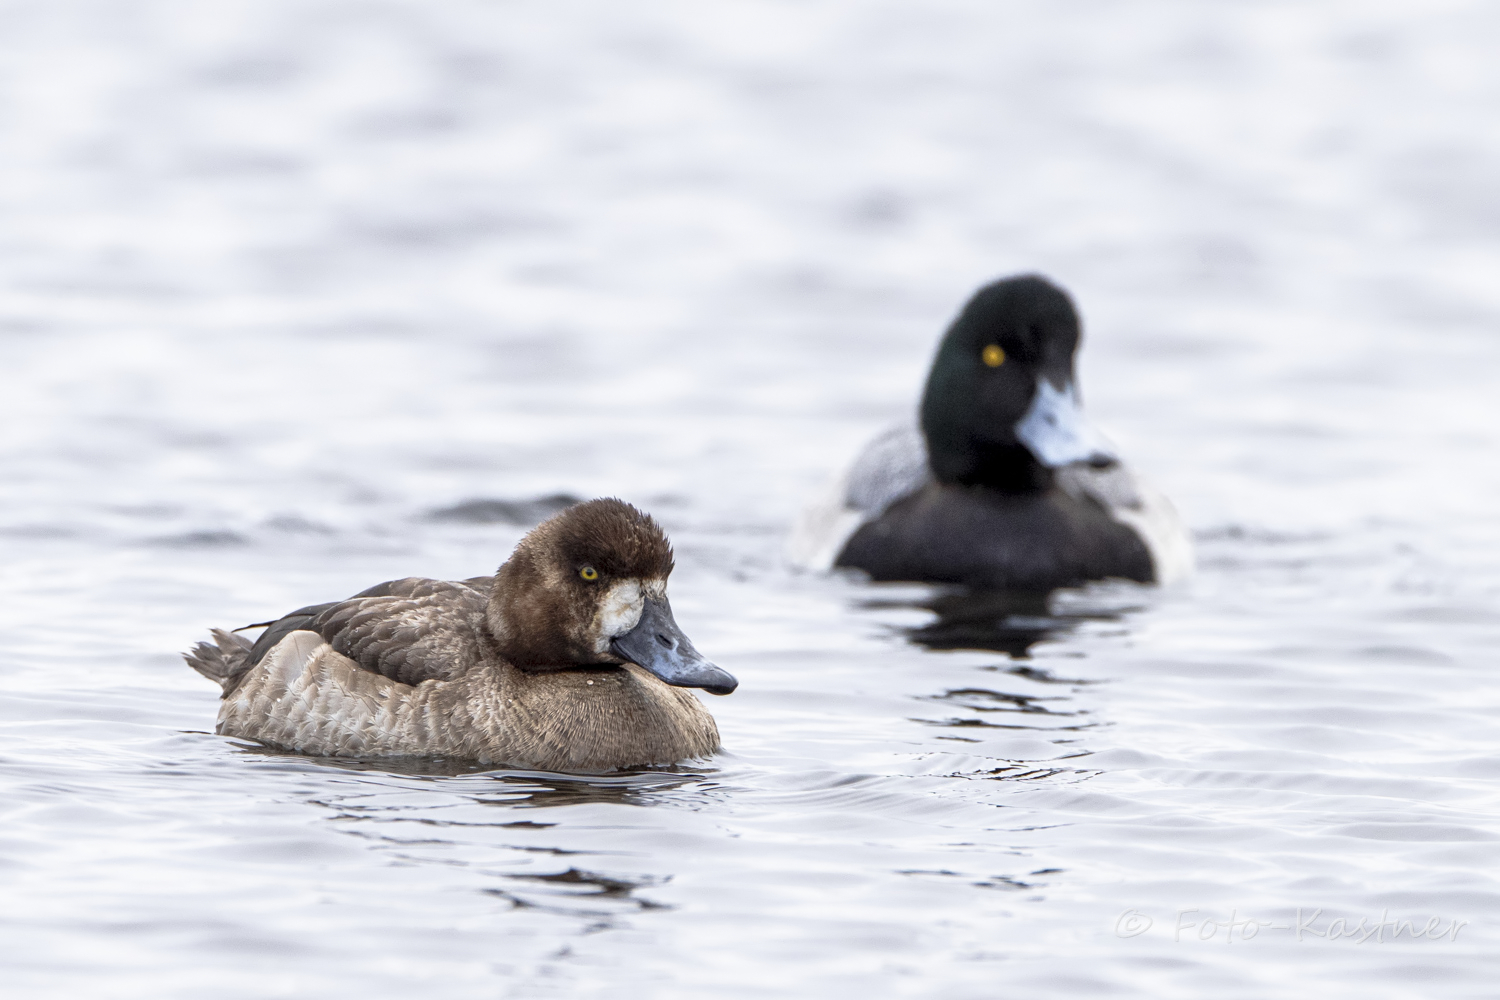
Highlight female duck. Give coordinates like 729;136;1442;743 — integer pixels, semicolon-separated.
789;275;1191;590
185;498;737;771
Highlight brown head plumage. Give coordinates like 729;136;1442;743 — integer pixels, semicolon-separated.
486;498;675;668
540;497;674;580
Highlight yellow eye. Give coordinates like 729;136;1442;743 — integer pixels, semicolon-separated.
982;344;1006;367
579;566;598;581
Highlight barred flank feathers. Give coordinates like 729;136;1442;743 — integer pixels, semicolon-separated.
183;628;255;692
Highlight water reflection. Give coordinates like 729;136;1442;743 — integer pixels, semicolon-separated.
851;586;1139;747
472;768;718;810
926;686;1063;714
863;586;1143;657
907;589;1061;656
913;685;1089;734
487;867;674;918
230;741;717;806
227;739;498;777
273;761;702;929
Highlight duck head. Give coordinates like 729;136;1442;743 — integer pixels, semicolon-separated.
485;498;738;695
919;275;1116;491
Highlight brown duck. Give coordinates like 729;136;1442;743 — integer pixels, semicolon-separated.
183;498;736;771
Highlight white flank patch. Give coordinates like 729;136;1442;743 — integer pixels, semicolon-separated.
785;469;866;572
1114;477;1195;586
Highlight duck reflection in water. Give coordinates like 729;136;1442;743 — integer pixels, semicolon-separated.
228;740;713;808
863;586;1136;658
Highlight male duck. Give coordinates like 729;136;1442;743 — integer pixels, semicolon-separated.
789;275;1191;590
185;498;737;771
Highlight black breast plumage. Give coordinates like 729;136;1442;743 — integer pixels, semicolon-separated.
836;481;1153;590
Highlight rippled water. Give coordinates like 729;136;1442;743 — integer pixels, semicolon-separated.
4;2;1500;996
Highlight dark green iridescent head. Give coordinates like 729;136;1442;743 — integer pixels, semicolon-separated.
919;274;1090;489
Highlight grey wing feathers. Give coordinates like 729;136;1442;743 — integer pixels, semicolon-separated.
787;423;931;571
843;424;932;515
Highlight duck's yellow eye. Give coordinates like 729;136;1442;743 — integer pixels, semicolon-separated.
982;344;1006;367
579;566;598;581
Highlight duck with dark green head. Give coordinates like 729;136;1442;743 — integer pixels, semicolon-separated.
789;275;1191;591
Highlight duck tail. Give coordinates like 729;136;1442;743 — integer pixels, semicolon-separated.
183;628;255;692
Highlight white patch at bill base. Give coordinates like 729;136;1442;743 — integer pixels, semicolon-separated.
594;578;645;652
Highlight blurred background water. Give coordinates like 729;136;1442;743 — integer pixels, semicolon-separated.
2;1;1499;997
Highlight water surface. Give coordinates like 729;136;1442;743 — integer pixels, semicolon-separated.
3;2;1500;997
